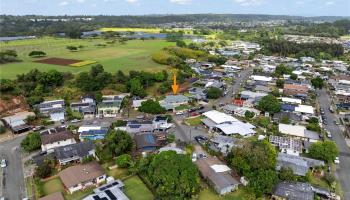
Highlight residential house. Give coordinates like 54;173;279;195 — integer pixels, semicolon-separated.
124;120;154;134
78;121;111;141
276;153;325;176
153;116;173;131
222;105;260;118
251;75;273;82
283;84;309;96
160;95;190;111
35;99;65;122
97;94;126;118
269;135;302;156
134;133;166;153
40;127;76;152
209;135;238;155
201;110;256;137
55;141;95;165
278;124;319;142
1;111;35;134
70;96;96;119
188;87;207;101
83;180;129;200
272;112;302;123
132;99;147;110
38;192;65;200
272;182;314;200
195;156;240;195
240;90;268;101
58;161;106;194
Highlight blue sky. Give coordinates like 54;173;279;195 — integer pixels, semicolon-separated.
0;0;349;16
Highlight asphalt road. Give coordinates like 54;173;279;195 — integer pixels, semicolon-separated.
0;135;26;200
317;88;350;199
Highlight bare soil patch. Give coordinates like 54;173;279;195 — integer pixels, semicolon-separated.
34;57;82;66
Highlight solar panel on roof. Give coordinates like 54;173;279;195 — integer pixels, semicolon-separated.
129;125;141;128
105;190;117;200
93;195;102;200
145;134;155;144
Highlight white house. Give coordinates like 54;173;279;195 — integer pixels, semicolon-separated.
40;127;76;152
278;124;319;142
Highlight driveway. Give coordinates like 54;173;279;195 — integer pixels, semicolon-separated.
317;88;350;199
0;135;26;200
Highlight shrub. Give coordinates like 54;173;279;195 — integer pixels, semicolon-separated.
116;154;132;168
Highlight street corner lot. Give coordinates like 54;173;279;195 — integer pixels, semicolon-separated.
34;57;83;66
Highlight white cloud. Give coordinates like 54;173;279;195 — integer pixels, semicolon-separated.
77;0;86;3
325;1;334;5
126;0;138;3
59;1;69;6
234;0;264;6
170;0;192;5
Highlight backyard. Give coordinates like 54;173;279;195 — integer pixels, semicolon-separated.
124;176;154;200
197;187;255;200
0;37;175;79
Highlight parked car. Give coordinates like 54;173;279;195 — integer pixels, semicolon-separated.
191;112;199;117
176;111;184;115
334;157;340;164
70;119;81;123
194;135;208;142
327;131;332;138
191;153;197;162
32;126;43;131
136;115;144;119
0;159;7;168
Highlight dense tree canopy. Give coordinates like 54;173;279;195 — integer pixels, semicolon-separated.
206;87;223;99
309;141;339;162
226;140;278;197
138;99;166;114
147;151;200;199
96;130;133;162
311;76;324;89
21;132;42;152
257;95;281;114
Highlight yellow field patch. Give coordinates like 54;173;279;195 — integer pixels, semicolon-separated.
69;60;97;67
99;27;162;33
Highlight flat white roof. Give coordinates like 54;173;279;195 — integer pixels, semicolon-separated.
279;124;306;138
203;110;238;124
2;111;35;126
251;75;272;82
210;164;231;173
215;122;255;136
280;97;302;104
221;65;241;70
295;105;314;114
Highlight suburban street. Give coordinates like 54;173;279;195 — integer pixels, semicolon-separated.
317;88;350;200
0;135;26;200
172;67;252;143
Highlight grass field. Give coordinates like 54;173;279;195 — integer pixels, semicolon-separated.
0;37;175;79
42;177;64;195
198;188;254;200
124;176;154;200
100;27;162;33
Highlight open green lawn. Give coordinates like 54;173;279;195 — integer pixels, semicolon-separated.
198;188;254;200
184;116;205;126
124;176;154;200
40;177;94;199
42;177;64;195
101;162;129;179
0;37;175;79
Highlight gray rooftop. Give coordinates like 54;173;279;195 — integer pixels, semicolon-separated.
276;153;325;176
55;141;95;161
273;181;314;200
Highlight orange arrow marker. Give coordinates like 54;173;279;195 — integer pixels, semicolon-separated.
172;71;179;95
